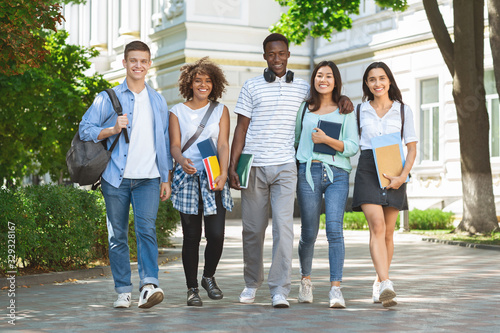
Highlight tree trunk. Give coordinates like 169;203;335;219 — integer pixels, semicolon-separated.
453;0;498;233
488;0;500;109
424;0;498;233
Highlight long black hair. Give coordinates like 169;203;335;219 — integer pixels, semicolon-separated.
362;61;403;104
306;60;342;112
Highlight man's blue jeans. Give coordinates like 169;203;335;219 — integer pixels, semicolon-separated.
297;163;348;282
101;178;160;293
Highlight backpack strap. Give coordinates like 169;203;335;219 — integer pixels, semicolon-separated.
181;101;219;153
104;88;129;146
400;102;405;139
356;103;361;137
295;102;308;150
299;102;308;136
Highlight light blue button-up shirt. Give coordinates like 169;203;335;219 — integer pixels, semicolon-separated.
79;79;172;188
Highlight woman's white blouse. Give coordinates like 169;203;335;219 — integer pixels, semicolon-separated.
357;101;418;150
169;102;224;171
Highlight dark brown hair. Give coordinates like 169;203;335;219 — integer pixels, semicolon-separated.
124;41;151;60
178;57;228;101
362;62;403;103
306;61;343;112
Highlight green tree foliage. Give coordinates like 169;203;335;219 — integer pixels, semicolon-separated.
0;0;62;75
270;0;408;45
0;0;88;76
0;30;113;184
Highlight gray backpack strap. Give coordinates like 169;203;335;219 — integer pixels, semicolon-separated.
181;101;219;153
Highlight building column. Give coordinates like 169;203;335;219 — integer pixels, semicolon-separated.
119;0;140;37
90;0;108;49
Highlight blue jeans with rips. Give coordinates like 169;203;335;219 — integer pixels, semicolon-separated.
101;177;161;293
297;162;349;282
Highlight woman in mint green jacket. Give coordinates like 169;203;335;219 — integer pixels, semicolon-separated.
294;60;359;308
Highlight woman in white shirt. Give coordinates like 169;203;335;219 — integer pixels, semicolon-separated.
169;57;233;306
352;62;418;307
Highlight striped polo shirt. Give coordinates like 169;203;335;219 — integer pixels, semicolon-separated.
234;73;310;166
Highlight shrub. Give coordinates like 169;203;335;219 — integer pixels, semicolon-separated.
408;209;454;230
318;208;453;230
0;188;27;271
320;212;369;230
156;200;180;247
0;185;180;274
343;212;370;230
0;185;104;272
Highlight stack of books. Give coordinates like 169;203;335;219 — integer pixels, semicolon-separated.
197;139;220;190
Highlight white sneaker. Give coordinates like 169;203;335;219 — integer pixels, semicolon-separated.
113;292;131;308
138;284;164;309
239;287;257;304
272;294;290;308
329;286;346;308
298;278;313;303
372;281;381;303
379;280;397;307
382;297;398;308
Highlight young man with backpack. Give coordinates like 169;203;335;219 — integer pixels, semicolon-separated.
79;41;172;309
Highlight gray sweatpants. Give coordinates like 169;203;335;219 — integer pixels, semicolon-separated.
241;162;297;297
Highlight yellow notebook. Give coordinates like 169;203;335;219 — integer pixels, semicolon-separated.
202;155;220;190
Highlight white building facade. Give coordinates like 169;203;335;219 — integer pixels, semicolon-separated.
61;0;500;218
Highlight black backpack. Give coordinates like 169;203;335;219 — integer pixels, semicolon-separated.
66;89;129;189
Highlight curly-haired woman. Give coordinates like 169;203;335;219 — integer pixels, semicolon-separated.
169;57;233;306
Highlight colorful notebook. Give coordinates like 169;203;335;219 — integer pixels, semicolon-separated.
371;132;409;188
313;120;342;155
236;153;254;189
198;138;220;190
202;155;221;190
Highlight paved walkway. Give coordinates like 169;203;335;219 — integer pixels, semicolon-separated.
2;219;500;332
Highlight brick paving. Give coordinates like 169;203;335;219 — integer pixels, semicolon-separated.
2;219;500;332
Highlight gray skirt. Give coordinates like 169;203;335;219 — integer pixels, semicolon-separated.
352;150;408;212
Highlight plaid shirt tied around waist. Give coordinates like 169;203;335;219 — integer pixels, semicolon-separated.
170;164;233;216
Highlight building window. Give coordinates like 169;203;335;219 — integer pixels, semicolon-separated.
359;0;367;14
485;70;500;157
420;78;439;161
